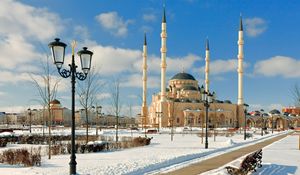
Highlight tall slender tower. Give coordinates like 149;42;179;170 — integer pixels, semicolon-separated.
142;33;148;121
160;6;167;102
237;16;244;105
205;39;210;92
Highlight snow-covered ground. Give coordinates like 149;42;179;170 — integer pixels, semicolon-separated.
201;133;300;175
0;127;291;175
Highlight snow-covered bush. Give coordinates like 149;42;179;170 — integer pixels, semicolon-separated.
0;147;41;167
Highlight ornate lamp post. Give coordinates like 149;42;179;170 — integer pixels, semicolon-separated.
27;108;32;133
243;103;249;140
260;109;264;136
201;90;213;149
49;38;93;175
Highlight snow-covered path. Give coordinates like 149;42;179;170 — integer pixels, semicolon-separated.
202;133;300;175
253;134;300;175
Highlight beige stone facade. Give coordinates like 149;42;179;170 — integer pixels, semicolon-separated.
145;72;245;129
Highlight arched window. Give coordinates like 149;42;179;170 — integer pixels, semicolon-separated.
177;117;180;123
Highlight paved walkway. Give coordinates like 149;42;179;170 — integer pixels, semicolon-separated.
162;133;289;175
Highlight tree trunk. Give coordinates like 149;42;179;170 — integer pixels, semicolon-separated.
48;107;51;159
86;108;89;144
116;115;119;143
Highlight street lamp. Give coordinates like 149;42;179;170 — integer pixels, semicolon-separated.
27;108;32;133
49;38;93;175
243;103;249;140
201;90;213;149
260;109;264;136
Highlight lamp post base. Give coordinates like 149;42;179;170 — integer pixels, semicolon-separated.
69;160;77;175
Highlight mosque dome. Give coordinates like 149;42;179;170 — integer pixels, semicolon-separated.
171;72;196;80
50;99;61;105
269;109;281;115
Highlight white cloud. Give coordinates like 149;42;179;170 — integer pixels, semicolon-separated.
267;104;284;112
244;17;267;37
0;92;6;97
254;56;300;78
249;104;263;111
0;35;42;69
199;59;249;75
97;93;112;100
168;54;201;73
0;71;31;84
140;26;153;33
0;70;68;93
95;11;133;37
73;25;90;40
248;103;284;113
90;45;141;75
120;74;160;88
0;104;44;113
122;104;141;117
143;14;156;22
0;0;63;41
128;94;138;99
134;54;201;74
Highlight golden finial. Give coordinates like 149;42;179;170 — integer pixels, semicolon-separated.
71;40;77;56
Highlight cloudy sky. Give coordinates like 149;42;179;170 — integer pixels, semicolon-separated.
0;0;299;115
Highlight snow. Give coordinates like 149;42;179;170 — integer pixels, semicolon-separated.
0;131;15;137
0;128;296;175
201;133;300;175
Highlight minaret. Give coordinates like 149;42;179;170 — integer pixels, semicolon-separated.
237;16;244;105
142;33;148;120
205;39;210;92
160;6;167;102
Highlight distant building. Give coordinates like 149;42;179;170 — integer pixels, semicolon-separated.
282;106;300;116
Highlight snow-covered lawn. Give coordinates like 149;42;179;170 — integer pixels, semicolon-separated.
0;127;290;175
202;133;300;175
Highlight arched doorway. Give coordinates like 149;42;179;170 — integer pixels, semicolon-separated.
247;119;255;128
187;113;195;127
275;118;284;130
219;114;226;127
209;114;215;128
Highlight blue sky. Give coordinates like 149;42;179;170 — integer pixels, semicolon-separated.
0;0;300;115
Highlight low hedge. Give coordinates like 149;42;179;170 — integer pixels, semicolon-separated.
0;147;41;167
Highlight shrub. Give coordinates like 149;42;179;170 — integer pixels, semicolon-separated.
0;147;41;167
132;137;151;147
0;138;8;147
2;149;15;164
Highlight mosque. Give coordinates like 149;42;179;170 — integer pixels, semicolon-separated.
139;7;246;129
139;7;300;131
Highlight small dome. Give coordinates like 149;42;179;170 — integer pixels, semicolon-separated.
224;100;232;104
269;109;281;115
171;72;196;80
50;99;61;105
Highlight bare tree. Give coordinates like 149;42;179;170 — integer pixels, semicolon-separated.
168;99;178;141
292;84;300;107
78;67;102;144
110;79;122;143
29;53;60;160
